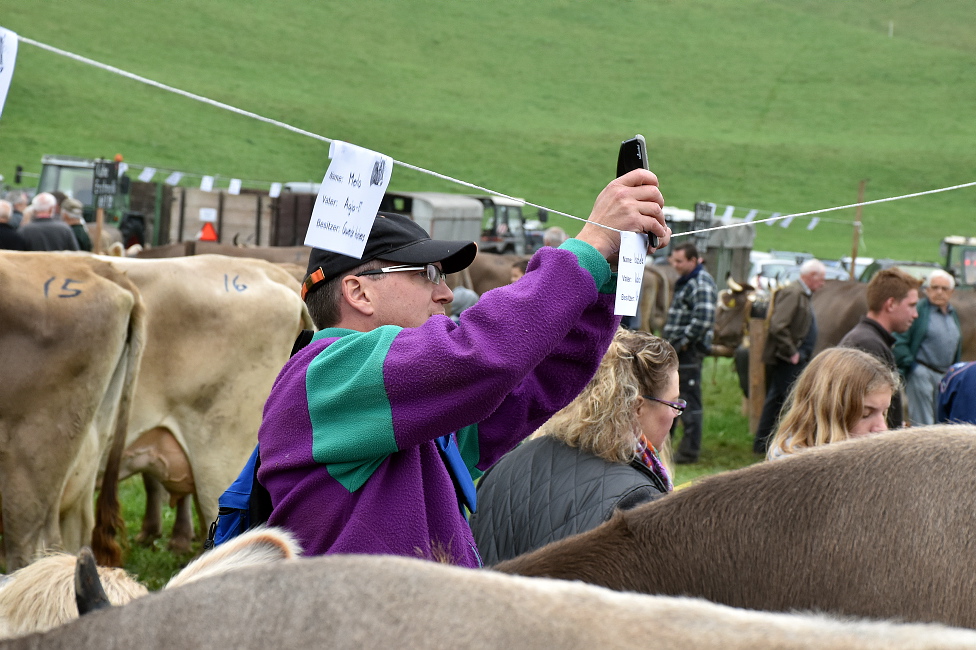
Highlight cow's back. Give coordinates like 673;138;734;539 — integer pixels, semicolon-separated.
498;425;976;629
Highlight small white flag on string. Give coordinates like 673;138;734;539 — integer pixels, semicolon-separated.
269;182;282;198
164;171;183;186
138;167;156;182
200;175;214;192
807;217;820;231
199;208;217;223
743;209;758;223
779;215;794;228
117;162;128;175
766;212;780;226
720;205;734;222
0;27;19;121
228;178;242;195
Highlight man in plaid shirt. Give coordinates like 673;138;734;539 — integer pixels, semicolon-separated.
663;242;717;464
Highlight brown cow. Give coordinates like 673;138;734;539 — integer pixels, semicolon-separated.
103;254;313;552
812;280;976;358
0;252;145;570
9;554;976;649
496;425;976;629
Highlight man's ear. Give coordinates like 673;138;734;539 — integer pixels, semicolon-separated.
340;275;375;317
882;296;897;313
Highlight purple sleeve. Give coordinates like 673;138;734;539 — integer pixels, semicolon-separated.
382;243;619;463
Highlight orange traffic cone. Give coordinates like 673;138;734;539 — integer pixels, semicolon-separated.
199;222;218;242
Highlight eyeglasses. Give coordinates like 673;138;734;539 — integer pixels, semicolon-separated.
643;395;687;414
356;264;445;285
928;285;952;292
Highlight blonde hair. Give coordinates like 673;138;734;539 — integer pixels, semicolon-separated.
537;328;677;471
767;348;900;458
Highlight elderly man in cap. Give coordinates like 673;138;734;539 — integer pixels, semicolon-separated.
19;192;80;252
257;171;668;566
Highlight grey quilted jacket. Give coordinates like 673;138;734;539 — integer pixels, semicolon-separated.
470;435;667;566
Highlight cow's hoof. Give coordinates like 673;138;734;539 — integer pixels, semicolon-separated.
135;530;161;546
167;537;193;554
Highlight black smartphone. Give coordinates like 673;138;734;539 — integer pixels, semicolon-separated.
616;134;657;248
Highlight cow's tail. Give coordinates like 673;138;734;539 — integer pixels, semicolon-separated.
91;275;147;567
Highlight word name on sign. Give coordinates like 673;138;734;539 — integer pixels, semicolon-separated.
620;253;646;265
327;170;364;188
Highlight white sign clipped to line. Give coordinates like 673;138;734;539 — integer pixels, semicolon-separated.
614;231;648;317
0;27;18;121
304;141;393;259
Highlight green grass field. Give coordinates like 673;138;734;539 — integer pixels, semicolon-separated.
0;0;969;584
2;0;975;261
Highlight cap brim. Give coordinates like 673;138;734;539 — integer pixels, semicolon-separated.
381;238;478;275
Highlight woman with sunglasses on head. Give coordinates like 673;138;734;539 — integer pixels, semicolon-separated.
470;328;681;566
765;347;900;460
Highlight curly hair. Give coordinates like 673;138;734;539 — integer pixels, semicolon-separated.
537;328;678;467
767;347;900;458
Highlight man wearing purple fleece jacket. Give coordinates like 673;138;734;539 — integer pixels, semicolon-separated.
258;170;669;567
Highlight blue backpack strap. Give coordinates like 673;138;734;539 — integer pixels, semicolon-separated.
435;433;477;517
206;444;261;548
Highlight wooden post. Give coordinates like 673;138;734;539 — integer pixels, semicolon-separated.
748;316;767;435
93;207;104;255
849;179;867;281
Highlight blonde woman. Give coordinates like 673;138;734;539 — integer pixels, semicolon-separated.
470;328;680;565
766;347;900;459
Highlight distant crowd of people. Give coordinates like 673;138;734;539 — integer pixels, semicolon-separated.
0;191;92;252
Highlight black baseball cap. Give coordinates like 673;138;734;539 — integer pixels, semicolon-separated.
302;211;478;300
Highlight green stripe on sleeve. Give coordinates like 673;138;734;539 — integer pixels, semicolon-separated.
559;239;616;294
307;326;401;492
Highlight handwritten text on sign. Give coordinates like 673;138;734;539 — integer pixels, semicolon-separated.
304;141;393;258
614;231;648;317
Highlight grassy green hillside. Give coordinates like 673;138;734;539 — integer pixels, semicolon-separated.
1;0;974;261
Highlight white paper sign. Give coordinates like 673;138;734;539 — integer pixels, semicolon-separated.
199;207;217;223
304;141;393;258
200;175;214;192
807;217;820;231
164;171;183;186
269;182;282;198
0;27;18;121
614;231;648;316
117;162;128;175
228;178;242;195
138;167;156;182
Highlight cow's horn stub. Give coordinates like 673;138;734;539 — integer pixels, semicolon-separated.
727;277;743;293
75;547;112;616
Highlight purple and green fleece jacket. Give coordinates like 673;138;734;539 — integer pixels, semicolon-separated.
258;239;620;567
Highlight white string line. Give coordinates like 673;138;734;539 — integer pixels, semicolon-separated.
678;180;976;238
18;35;976;240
